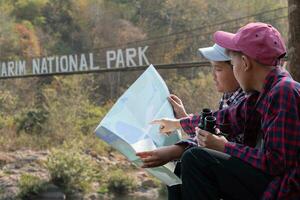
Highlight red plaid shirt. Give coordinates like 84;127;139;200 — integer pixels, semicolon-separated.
180;68;300;199
219;87;245;110
182;87;248;143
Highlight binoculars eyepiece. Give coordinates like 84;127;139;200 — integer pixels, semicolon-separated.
198;108;216;134
198;108;228;138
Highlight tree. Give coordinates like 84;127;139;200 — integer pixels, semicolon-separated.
288;0;300;82
41;0;82;54
11;0;48;25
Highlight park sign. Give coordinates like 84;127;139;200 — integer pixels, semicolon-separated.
0;46;149;78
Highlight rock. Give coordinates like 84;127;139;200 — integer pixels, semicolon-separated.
33;184;66;200
131;188;160;199
84;193;98;200
0;154;15;167
0;149;164;200
0;150;50;199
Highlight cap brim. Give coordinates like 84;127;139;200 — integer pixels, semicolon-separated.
198;46;230;61
213;31;240;51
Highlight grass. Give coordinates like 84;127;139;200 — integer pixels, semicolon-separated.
45;141;101;194
17;174;48;199
106;169;138;195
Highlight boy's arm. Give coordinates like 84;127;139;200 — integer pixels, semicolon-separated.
180;93;253;137
179;114;201;135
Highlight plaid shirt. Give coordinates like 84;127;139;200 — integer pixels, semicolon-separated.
179;87;247;145
180;68;300;199
219;87;245;110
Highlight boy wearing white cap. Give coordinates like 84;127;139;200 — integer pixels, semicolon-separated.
170;43;244;118
165;43;246;200
138;44;249;200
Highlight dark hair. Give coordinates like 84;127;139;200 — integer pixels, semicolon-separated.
224;60;233;68
225;49;243;56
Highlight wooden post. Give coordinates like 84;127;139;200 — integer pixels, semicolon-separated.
288;0;300;82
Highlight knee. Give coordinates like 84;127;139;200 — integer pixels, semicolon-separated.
182;147;205;165
181;147;218;168
182;147;196;163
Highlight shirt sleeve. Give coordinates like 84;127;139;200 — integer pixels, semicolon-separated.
179;98;246;137
224;84;300;176
179;114;201;136
179;93;257;141
175;137;198;148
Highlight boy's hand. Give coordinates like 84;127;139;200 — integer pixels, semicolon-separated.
168;94;188;119
151;118;181;135
195;127;228;152
136;145;185;168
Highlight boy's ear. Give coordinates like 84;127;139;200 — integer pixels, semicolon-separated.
241;55;252;72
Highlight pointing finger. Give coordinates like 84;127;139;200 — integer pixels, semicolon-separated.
150;119;163;125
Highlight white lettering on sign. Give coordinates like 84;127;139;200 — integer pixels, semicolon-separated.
1;60;27;77
106;46;149;68
116;49;125;68
69;55;78;72
0;46;150;78
31;53;99;75
138;46;149;65
126;48;137;67
47;57;55;73
79;54;88;71
60;55;69;72
106;51;116;69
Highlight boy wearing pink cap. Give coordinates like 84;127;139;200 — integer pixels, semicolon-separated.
142;22;300;199
180;22;300;200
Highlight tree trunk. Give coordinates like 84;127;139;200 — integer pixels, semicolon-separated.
288;0;300;82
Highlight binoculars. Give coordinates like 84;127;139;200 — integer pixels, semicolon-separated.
198;108;216;134
198;108;228;137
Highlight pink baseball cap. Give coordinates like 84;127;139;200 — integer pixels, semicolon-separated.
213;22;286;66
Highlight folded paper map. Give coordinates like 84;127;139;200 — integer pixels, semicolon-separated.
95;65;182;186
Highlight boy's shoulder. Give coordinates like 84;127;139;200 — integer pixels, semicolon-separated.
268;74;300;107
271;75;300;95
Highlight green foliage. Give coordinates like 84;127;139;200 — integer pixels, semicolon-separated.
0;115;14;130
167;70;221;112
16;109;49;134
76;101;112;135
97;184;109;194
12;0;48;25
15;78;51;135
17;174;47;199
106;169;137;195
41;0;83;53
0;91;17;129
0;4;21;60
158;182;168;197
45;142;101;194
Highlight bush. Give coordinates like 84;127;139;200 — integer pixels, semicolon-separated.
17;174;47;199
16;109;49;134
106;169;137;195
45;142;101;194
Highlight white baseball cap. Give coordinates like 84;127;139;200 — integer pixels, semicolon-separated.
198;43;231;61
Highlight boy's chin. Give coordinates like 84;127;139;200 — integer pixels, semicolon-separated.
215;85;223;93
215;87;223;93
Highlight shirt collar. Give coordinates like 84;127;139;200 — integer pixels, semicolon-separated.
256;67;291;107
220;87;244;109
